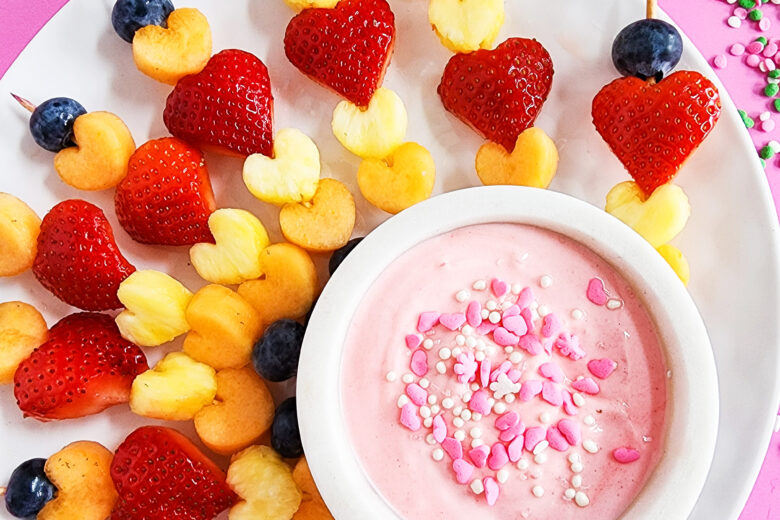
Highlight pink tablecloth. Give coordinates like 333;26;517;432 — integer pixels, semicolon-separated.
0;1;777;518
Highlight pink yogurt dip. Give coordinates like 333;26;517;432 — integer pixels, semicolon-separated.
340;223;668;519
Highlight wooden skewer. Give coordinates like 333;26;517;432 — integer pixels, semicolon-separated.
11;93;36;113
647;0;657;19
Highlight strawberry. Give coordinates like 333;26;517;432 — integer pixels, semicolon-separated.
592;70;721;195
284;0;395;107
163;49;274;158
438;37;554;152
13;313;148;421
115;137;216;246
110;426;237;520
33;199;136;311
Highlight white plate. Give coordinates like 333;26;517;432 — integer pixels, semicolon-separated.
0;0;777;519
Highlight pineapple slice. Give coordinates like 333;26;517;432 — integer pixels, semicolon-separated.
0;301;47;384
331;87;407;159
428;0;505;53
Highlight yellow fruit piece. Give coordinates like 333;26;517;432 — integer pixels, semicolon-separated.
132;8;212;85
0;301;47;384
238;243;318;324
284;0;339;11
38;441;117;520
115;270;193;347
292;458;334;520
227;445;302;520
130;352;217;421
331;87;407;159
243;128;321;206
194;367;275;455
190;208;270;284
657;244;690;286
280;178;356;252
0;193;40;277
358;142;436;214
475;127;559;189
429;0;505;53
183;284;264;370
53;112;135;191
605;181;690;248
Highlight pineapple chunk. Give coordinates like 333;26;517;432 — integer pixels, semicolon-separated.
429;0;505;53
657;244;690;286
331;87;407;159
0;301;47;384
115;270;193;347
130;352;217;421
0;192;41;277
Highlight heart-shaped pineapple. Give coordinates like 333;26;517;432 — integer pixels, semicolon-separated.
133;8;212;85
280;178;356;252
605;181;690;248
190;209;270;285
358;142;436;214
238;243;318;325
332;87;407;159
243;129;321;206
475;127;558;188
429;0;505;53
54;112;135;191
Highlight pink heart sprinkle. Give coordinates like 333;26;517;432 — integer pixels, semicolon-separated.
475;321;497;336
546;426;569;451
586;278;609;306
524;426;546;452
432;414;447;443
469;445;489;468
518;334;542;355
558;419;581;446
442;437;463;460
491;278;509;298
452;459;474;484
541;313;561;338
588;358;617;379
538;362;564;383
484;477;500;506
519;380;543;401
503;304;521;318
542;381;563;406
487;443;509;470
480;359;492;388
508;435;524;462
613;447;641;464
417;311;440;332
571;377;600;395
507;369;522;383
502;315;528;336
399;403;420;431
406;383;427;406
495;411;520;431
439;312;466;331
405;334;421;350
516;287;534;309
466;301;482;327
410;350;428;376
469;389;491;415
499;421;525;442
493;327;520;346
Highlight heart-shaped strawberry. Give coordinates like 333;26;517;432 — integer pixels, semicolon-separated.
592;70;721;195
284;0;395;107
163;49;274;157
438;37;554;152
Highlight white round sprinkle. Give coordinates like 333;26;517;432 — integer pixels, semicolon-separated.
466;336;478;348
455;334;466;346
397;395;409;407
453;417;465;428
500;300;513;310
471;438;484;448
571;462;584;473
533;441;549;455
769;140;780;153
386;371;397;382
453;429;465;442
452;405;463;416
539;412;551;424
461;409;472;421
760;111;771;122
571;309;584;320
480;309;490;319
496;469;509;483
439;347;452;360
568;453;581;464
442;398;454;409
475;351;486;361
420;406;431;418
517;458;529;470
584;415;595;426
456;290;470;302
462;325;474;335
564;488;576;499
575;491;590;507
504;393;516;403
538;304;551;317
428;395;438;405
534;452;548;464
572;475;583;488
488;311;501;323
511;283;523;294
539;275;553;288
419;378;430;389
606;299;623;310
583;440;599;453
452;347;462;357
423;417;433;428
532;485;545;497
431;405;441;414
436;361;447;375
470;479;484;494
493;401;507;414
426;434;436;445
471;383;480;391
462;391;472;403
509;351;524;364
573;393;585;407
432;449;444;461
470;427;483;439
423;339;434;350
487;398;496;408
473;280;487;291
486;300;498;311
472;412;482;421
504;346;514;354
402;373;414;384
727;15;741;28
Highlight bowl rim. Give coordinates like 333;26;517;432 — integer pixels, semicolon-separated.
297;185;719;520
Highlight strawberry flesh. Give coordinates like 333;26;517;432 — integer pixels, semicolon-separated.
33;199;136;311
115;137;216;246
592;71;721;195
438;37;554;152
110;426;236;520
13;313;147;421
164;49;274;158
284;0;395;107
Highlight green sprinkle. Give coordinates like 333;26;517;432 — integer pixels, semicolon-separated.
774;99;780;112
763;0;770;3
761;158;766;168
765;83;779;97
756;36;768;45
770;70;780;79
749;9;763;21
739;0;756;8
740;109;756;128
760;146;775;160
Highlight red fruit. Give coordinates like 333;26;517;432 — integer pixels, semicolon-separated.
284;0;395;107
110;426;237;520
438;38;554;152
592;71;721;195
33;199;136;311
164;49;274;158
115;137;216;246
13;313;148;421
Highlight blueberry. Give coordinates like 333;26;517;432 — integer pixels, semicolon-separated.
611;19;683;81
28;97;86;153
252;319;305;382
328;237;364;275
4;458;56;519
112;0;175;43
271;397;303;458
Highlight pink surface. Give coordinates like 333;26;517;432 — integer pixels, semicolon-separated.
0;0;777;518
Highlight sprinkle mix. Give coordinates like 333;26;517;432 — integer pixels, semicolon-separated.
388;276;643;507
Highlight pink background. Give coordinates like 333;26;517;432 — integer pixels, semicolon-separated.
0;0;777;518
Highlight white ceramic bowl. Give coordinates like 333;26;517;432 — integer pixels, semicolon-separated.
298;186;718;520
